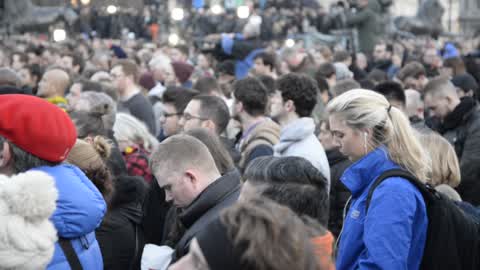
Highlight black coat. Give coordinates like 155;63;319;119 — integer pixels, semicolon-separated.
142;179;171;245
327;149;352;237
170;170;241;261
438;97;480;206
96;175;148;270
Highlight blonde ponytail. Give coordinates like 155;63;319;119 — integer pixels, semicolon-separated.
327;89;431;182
387;106;431;182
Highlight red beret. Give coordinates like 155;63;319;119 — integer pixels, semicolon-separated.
0;95;77;162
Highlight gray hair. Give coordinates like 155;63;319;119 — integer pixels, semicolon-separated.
73;91;117;130
113;113;159;152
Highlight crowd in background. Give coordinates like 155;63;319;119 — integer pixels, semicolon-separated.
1;0;480;269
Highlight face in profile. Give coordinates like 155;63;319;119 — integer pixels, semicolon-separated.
329;114;366;161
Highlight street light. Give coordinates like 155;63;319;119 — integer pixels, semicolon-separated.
211;4;223;15
53;29;67;42
168;33;180;46
107;5;117;14
171;8;185;21
237;5;250;19
285;38;295;48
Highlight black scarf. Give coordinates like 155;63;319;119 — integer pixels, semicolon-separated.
440;97;477;133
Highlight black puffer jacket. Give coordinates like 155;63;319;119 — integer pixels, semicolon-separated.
327;149;352;238
96;175;147;270
437;97;480;206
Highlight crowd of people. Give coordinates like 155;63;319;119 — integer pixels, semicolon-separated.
1;0;480;270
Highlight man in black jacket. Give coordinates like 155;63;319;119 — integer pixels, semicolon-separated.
150;134;241;260
424;76;480;206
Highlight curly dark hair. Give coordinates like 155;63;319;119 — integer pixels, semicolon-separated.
276;73;318;117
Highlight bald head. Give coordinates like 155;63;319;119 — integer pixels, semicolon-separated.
37;69;70;98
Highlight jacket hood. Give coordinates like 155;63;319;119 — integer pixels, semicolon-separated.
274;118;315;154
33;164;106;238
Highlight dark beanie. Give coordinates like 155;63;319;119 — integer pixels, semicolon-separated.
195;218;242;270
172;62;194;84
451;73;479;96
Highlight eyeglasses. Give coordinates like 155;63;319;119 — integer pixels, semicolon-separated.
182;113;209;121
163;112;182;118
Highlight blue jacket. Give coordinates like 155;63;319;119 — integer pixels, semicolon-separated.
221;34;264;79
33;165;106;270
336;147;427;270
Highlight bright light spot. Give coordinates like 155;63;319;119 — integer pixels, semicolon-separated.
80;0;90;4
211;4;223;15
107;5;117;14
237;5;250;19
285;38;295;48
171;8;185;21
53;29;67;42
168;33;180;46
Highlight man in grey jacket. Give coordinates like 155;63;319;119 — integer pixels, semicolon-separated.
271;73;331;191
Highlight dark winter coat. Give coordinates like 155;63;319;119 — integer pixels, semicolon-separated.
326;149;352;237
96;175;148;270
171;170;241;261
437;97;480;206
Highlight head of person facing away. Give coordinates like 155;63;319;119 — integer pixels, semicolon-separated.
169;197;322;270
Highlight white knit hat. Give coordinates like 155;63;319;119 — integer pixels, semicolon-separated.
0;171;58;270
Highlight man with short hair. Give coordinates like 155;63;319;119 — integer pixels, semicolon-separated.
0;94;106;269
180;95;230;135
253;52;277;78
270;73;331;190
111;59;156;134
150;134;241;260
60;53;85;77
160;87;199;139
374;81;406;112
372;41;398;77
397;61;429;92
169;45;189;63
232;77;280;171
179;95;240;162
424;76;480;205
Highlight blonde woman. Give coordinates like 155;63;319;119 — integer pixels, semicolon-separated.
418;132;461;188
327;89;430;270
113;113;159;183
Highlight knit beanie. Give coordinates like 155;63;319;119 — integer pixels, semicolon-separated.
0;171;58;270
172;62;194;84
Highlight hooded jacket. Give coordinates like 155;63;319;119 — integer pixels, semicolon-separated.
96;175;148;270
336;147;427;270
274;118;331;191
33;164;106;270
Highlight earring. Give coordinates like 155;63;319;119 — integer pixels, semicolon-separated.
364;132;368;154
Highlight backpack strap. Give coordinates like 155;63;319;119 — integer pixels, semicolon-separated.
58;237;83;270
365;169;430;214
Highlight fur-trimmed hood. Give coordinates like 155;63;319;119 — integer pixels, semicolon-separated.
0;171;58;270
